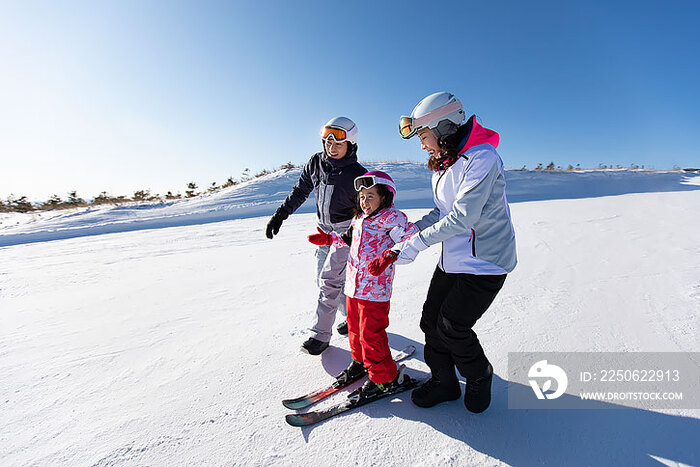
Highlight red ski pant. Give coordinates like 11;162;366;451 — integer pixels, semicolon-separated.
346;297;397;384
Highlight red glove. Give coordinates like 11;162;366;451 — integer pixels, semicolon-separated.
307;227;332;246
368;250;399;276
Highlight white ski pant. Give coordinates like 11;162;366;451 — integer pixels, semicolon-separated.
310;220;351;342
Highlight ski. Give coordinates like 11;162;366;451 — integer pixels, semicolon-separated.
282;344;415;410
285;366;422;427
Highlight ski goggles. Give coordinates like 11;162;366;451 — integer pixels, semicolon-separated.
353;174;396;193
320;126;350;142
398;100;463;139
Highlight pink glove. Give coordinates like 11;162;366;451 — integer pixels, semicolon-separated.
368;250;398;276
308;227;332;246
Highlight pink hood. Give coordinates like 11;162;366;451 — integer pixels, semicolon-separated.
458;118;500;154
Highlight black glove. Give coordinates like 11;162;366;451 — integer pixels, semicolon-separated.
341;226;353;246
266;208;289;239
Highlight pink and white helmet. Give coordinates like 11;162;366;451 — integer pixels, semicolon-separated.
353;170;397;197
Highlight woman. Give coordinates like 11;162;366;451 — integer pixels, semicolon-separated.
266;116;366;355
390;92;517;413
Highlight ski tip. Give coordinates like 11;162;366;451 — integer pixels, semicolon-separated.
285;413;309;427
282;399;303;410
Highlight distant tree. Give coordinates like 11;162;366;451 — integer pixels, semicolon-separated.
44;194;63;209
132;190;151;201
0;199;9;213
576;164;581;170
281;162;295;170
92;191;124;205
535;163;543;171
255;169;270;178
545;162;555;171
241;168;251;181
11;196;34;213
222;176;237;188
185;182;198;198
93;192;109;203
567;165;574;171
209;182;219;192
67;191;85;206
165;191;181;200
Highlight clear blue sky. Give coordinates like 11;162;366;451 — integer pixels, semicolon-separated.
1;0;699;201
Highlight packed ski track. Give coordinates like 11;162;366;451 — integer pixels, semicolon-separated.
1;168;699;466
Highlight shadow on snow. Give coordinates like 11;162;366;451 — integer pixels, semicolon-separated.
299;332;698;466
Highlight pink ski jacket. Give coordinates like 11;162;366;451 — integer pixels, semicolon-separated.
331;206;418;302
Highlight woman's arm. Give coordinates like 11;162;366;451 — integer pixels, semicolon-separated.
415;207;440;231
419;151;501;246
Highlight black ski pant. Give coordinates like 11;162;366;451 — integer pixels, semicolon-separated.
420;266;506;381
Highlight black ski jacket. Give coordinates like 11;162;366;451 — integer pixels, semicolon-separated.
279;145;366;224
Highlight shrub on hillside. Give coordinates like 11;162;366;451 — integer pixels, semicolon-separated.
66;191;87;207
10;196;35;213
43;194;64;209
133;190;160;202
185;182;198;198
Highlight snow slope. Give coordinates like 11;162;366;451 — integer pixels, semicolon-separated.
1;168;699;466
1;165;699;247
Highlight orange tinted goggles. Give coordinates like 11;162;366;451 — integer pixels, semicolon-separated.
320;126;348;142
399;116;415;139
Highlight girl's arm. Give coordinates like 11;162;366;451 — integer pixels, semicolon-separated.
307;223;352;249
389;211;419;244
329;223;355;248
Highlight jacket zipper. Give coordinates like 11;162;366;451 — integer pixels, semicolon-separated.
355;220;363;293
471;229;477;257
435;169;447;270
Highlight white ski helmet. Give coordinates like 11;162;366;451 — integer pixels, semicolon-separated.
320;116;358;144
399;92;465;139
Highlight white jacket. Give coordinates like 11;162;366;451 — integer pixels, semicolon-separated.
416;119;517;275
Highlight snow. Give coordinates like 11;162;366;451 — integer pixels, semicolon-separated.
1;166;699;466
2;165;699;247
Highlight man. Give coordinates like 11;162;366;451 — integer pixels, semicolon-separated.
266;117;366;355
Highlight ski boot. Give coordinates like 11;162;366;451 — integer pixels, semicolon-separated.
349;365;411;402
336;320;348;336
301;337;329;355
411;366;461;408
334;359;367;387
464;363;493;413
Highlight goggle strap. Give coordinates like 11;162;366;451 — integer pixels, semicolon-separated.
354;175;396;193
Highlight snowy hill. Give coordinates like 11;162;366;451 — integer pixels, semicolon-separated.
1;164;699;247
1;166;699;466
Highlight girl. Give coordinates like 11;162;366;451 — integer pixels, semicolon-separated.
307;170;418;397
